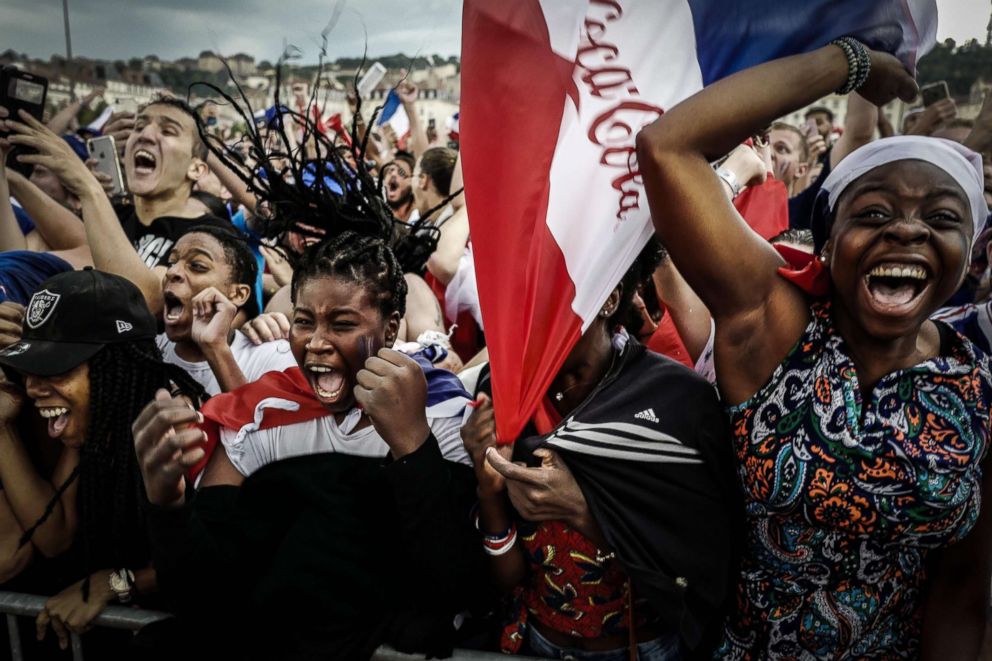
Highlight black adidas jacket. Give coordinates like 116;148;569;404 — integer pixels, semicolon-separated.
478;338;744;658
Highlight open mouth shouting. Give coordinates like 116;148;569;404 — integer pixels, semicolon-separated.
163;290;188;328
305;363;347;404
132;148;158;177
862;262;931;315
38;405;71;439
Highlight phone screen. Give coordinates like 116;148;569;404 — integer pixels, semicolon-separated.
921;82;949;107
13;79;45;104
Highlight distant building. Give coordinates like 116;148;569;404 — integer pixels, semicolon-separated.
781;93;909;138
142;55;162;72
196;50;255;76
173;57;199;72
198;50;225;73
229;53;257;77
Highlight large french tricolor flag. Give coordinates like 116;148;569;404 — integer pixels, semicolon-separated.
461;0;937;443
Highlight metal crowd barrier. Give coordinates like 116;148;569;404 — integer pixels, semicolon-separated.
0;591;170;661
0;591;530;661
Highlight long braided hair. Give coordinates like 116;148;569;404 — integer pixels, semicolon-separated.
189;46;456;278
291;231;408;318
18;340;205;599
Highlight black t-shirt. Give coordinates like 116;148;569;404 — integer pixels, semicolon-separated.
115;204;232;268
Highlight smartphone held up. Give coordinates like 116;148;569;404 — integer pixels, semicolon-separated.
0;66;48;134
87;134;128;198
919;81;949;107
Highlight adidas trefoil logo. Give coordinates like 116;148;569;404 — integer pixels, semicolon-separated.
116;320;133;334
635;408;659;424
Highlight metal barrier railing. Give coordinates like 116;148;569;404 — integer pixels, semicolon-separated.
0;591;171;661
0;591;529;661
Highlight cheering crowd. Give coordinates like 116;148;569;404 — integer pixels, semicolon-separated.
0;25;992;661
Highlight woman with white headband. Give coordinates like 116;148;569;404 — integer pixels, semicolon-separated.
637;39;992;660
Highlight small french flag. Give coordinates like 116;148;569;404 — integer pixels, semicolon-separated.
376;89;411;147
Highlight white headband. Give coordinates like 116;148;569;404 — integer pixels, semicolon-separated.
821;136;987;244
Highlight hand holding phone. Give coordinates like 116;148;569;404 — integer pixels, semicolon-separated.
0;67;47;137
920;81;950;107
87;135;127;197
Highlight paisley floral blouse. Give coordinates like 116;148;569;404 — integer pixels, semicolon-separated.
718;301;992;660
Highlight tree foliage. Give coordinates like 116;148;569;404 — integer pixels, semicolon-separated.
917;38;992;97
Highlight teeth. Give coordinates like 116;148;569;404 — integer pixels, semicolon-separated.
134;149;156;168
867;265;927;280
38;407;68;418
315;385;340;398
309;365;332;373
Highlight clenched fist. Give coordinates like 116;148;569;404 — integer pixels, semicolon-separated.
354;348;429;458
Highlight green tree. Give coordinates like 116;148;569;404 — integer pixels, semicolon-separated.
917;38;992;97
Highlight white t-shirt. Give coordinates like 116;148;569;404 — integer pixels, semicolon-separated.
221;407;470;477
157;331;297;396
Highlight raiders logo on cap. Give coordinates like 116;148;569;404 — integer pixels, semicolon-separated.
25;290;60;329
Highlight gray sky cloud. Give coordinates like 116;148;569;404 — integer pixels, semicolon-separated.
0;0;463;63
0;0;985;65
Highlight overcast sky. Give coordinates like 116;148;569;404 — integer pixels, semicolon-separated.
0;0;987;64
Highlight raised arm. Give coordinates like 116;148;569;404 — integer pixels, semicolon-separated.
204;145;257;214
652;258;711;363
635;45;916;401
0;140;26;252
397;81;429;160
830;92;878;169
426;205;470;285
6;171;87;250
5;110;165;314
964;92;992;155
44;100;82;138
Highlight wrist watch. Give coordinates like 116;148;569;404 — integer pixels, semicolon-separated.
108;568;135;604
715;167;742;198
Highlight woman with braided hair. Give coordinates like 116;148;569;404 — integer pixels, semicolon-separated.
128;64;486;661
195;64;458;365
0;269;204;651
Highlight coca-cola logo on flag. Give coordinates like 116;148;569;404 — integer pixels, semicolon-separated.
576;0;664;223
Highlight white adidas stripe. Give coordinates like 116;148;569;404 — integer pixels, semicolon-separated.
546;438;704;464
563;418;685;444
553;428;700;456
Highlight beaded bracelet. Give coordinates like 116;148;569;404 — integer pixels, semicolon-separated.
831;37;871;95
482;526;518;556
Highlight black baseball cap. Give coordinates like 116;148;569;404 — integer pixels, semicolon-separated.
0;269;156;377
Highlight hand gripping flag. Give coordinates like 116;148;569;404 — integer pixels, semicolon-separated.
460;0;937;443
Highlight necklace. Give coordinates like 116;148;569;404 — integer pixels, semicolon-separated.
552;348;618;403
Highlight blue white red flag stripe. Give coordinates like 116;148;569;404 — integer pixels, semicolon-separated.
376;88;411;140
460;0;937;443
